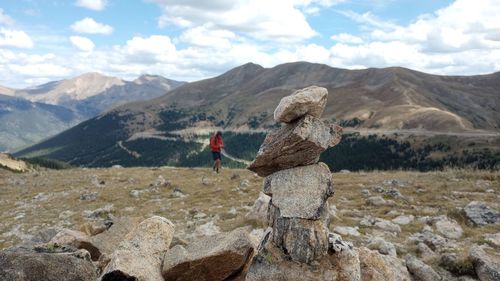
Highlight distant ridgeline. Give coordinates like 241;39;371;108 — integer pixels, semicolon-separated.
14;111;500;171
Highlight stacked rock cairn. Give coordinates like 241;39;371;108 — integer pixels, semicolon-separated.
245;86;350;280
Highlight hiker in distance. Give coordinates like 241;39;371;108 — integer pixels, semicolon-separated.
210;131;224;173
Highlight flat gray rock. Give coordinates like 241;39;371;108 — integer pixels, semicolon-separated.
248;115;342;177
0;249;98;281
274;86;328;123
405;255;441;281
469;245;500;281
268;202;329;264
162;227;255;281
263;163;333;219
464;201;499;225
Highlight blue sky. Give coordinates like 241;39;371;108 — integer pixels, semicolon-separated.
1;0;499;88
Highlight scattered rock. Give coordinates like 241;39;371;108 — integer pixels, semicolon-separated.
82;204;114;220
154;175;170;187
334;226;361;237
263;163;333;219
366;196;387;206
367;237;397;257
273;86;328;123
469;245;500;281
358;247;411;281
483;233;500;247
48;229;101;260
171;187;186;198
440;253;476;276
246;192;271;222
435;217;463;239
464;201;500;225
361;216;401;233
101;216;175;281
392;215;414;225
405;255;442;281
248;115;341;177
162;227;255;281
80;192;98;201
0;249;98;281
194;221;220;237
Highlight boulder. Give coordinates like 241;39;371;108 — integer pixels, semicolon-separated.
435;217;463;239
48;229;101;261
248;115;342;177
267;203;329;264
334;226;361;237
90;217;139;256
101;216;175;281
245;192;271;222
0;249;98;281
360;216;401;233
392;215;414;225
483;233;500;247
273;86;328;123
367;237;397;257
162;227;255;281
464;201;499;225
469;245;500;281
358;247;411;281
405;255;442;281
366;196;387;206
263;163;333;219
246;232;361;281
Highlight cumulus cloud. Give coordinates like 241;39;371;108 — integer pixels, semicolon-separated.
0;28;34;48
331;33;363;44
75;0;107;11
0;8;15;25
150;0;319;42
329;0;500;75
71;18;113;35
69;36;95;52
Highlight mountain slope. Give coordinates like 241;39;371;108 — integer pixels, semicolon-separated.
15;62;500;167
0;94;84;152
15;73;185;118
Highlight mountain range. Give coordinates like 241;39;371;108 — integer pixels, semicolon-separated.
14;62;500;168
0;73;184;151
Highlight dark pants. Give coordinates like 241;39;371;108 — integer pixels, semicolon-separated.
212;151;222;160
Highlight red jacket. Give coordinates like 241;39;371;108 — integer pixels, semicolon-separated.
210;135;224;152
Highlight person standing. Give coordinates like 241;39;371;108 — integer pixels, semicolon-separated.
210;131;224;173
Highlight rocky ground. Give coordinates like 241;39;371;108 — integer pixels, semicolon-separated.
1;166;499;280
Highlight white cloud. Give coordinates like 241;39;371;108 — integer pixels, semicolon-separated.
71;18;113;35
179;24;236;48
0;8;15;25
69;36;95;52
0;28;34;48
75;0;107;11
331;33;363;44
150;0;318;42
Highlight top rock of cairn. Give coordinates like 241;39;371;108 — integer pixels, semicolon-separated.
274;86;328;123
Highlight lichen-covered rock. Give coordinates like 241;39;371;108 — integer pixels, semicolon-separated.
101;216;174;281
274;86;328;123
405;255;442;281
246;232;361;281
464;201;500;225
248;115;342;177
48;229;101;261
162;227;255;281
434;217;463;239
90;217;140;257
263;163;333;219
469;245;500;281
358;247;411;281
0;248;98;281
267;202;329;264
